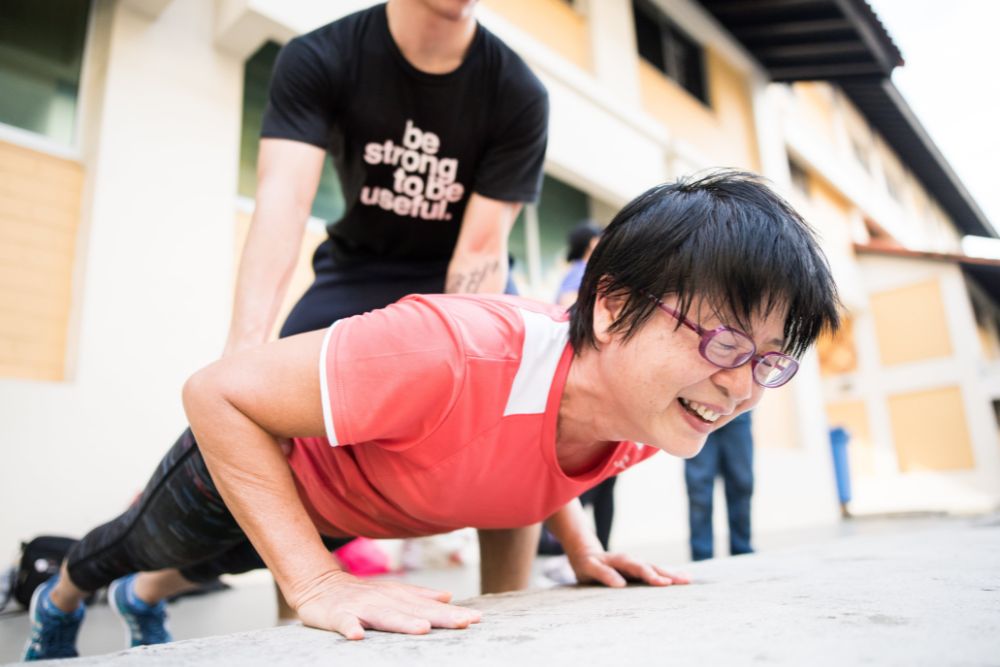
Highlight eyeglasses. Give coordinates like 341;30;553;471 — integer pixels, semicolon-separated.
650;297;799;388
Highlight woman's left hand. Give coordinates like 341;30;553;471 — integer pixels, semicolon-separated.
566;549;691;588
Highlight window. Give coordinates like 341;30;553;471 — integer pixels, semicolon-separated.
509;175;591;294
885;170;905;205
0;0;91;146
238;41;344;221
632;0;706;103
788;157;810;198
849;134;870;173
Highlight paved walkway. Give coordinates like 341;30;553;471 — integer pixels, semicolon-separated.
19;517;999;666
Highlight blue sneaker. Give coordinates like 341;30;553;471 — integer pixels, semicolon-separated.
22;576;85;661
108;574;172;647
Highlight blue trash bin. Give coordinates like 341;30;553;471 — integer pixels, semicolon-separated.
829;427;852;505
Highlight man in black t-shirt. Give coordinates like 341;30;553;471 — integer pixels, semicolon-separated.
236;0;549;602
91;0;547;644
232;0;548;340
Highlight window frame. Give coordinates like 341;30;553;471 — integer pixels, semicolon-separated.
632;0;708;105
788;157;811;199
237;40;345;222
0;0;96;159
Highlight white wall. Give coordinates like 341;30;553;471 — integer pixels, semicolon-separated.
0;0;243;549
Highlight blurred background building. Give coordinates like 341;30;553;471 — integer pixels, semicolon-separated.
1;0;998;554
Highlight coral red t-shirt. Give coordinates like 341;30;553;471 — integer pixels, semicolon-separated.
286;294;657;538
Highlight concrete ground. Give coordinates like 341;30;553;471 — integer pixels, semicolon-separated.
3;515;998;665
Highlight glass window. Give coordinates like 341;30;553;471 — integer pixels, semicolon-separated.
850;134;870;173
238;41;344;221
788;157;810;198
0;0;91;145
631;0;707;104
510;175;591;293
668;26;706;102
634;7;666;72
885;170;905;205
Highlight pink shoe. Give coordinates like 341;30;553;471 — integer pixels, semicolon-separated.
333;538;391;576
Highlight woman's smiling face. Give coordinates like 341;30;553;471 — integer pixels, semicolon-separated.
590;292;789;458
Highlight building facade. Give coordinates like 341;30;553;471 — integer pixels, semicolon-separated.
1;0;997;553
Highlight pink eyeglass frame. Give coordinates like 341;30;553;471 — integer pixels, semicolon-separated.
649;297;799;388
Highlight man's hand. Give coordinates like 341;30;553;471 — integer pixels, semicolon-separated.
565;549;692;589
293;570;482;640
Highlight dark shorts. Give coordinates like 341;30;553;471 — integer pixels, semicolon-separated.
280;254;518;338
66;429;352;591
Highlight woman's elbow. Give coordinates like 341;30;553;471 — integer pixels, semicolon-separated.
182;363;225;428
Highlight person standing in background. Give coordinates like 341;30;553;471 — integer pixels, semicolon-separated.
556;221;601;307
213;0;551;617
684;411;755;561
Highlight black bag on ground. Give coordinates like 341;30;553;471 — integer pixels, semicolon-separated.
13;535;78;608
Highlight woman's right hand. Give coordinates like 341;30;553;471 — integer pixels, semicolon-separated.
292;570;482;640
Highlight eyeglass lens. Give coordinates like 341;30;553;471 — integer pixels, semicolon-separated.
753;353;797;387
703;329;756;367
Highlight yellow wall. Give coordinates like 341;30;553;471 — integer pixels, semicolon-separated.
871;279;953;366
638;49;760;171
481;0;590;71
807;174;855;249
234;209;326;340
753;385;799;450
825;399;875;476
977;323;998;361
790;82;838;153
817;314;858;376
888;386;975;472
0;141;83;381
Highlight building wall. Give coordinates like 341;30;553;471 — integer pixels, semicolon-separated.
638;49;760;171
781;73;1000;516
481;0;590;72
0;140;83;381
233;205;327;340
7;0;985;558
0;0;835;546
0;0;243;548
821;255;1000;514
782;81;964;255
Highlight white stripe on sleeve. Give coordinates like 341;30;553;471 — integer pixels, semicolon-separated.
503;309;570;416
318;320;343;446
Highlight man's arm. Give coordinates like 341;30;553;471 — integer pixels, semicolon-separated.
183;331;480;639
445;192;539;592
545;501;691;587
445;193;521;294
224;139;325;356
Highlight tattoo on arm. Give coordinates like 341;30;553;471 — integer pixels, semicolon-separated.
446;259;501;294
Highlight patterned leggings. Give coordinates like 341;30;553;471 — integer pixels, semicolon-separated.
65;429;349;591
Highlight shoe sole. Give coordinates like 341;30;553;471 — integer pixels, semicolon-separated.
107;578;135;649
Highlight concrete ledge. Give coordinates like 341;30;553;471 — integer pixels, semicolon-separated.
42;519;1000;666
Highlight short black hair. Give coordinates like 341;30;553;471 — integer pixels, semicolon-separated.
566;221;602;262
569;170;840;357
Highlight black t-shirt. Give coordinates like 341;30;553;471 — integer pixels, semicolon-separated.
261;3;549;266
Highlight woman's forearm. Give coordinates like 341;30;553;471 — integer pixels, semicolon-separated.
544;499;604;555
183;365;340;608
